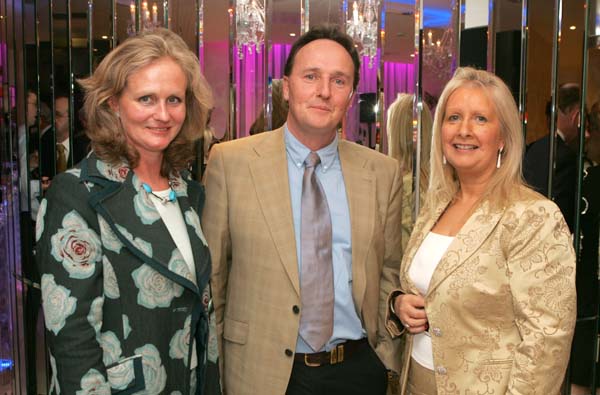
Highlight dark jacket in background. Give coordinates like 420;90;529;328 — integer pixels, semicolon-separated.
523;134;577;232
39;130;90;178
570;164;600;386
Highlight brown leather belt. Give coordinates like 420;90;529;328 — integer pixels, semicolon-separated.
293;338;368;367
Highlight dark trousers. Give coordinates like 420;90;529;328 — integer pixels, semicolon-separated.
286;343;388;395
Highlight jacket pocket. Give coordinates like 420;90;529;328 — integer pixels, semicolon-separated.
480;358;513;366
223;316;249;345
106;354;145;394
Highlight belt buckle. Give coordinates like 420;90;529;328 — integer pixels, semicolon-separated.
304;354;321;367
330;344;344;364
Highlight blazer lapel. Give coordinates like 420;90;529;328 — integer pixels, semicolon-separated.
339;142;375;315
173;176;211;293
249;129;300;295
83;156;199;295
426;201;505;296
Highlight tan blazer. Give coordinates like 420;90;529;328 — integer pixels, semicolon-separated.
202;128;404;395
387;186;576;395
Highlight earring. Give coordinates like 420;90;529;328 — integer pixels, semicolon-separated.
115;111;120;118
442;155;447;165
496;148;503;169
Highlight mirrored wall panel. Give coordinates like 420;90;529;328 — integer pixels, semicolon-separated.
0;0;598;393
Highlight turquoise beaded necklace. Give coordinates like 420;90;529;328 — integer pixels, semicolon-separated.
142;182;177;204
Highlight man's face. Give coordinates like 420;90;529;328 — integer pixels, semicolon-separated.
557;106;580;148
586;119;600;163
27;92;37;127
54;97;69;142
283;39;354;146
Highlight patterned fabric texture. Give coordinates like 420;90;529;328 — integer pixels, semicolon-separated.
37;153;213;395
387;185;576;395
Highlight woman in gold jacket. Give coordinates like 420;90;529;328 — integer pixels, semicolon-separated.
387;67;576;395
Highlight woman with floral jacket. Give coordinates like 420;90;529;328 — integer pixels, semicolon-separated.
36;28;214;394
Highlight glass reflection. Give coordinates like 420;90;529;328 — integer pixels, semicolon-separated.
387;93;432;251
421;0;455;113
568;0;600;393
380;2;417;155
2;0;599;392
91;0;115;69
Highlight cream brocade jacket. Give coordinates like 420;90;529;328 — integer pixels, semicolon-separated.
387;185;576;395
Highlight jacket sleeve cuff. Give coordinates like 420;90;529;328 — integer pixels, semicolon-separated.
385;289;405;338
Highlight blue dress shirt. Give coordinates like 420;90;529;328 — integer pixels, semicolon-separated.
284;126;366;353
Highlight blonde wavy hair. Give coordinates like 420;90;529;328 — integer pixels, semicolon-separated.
428;67;525;209
387;93;433;192
78;28;213;176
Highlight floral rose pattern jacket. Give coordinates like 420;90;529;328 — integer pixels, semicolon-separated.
387;185;576;395
36;153;212;395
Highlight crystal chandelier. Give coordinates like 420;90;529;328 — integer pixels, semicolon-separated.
235;0;265;59
128;1;161;37
346;0;380;68
422;29;454;77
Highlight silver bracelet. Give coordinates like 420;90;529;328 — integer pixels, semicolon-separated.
390;293;400;315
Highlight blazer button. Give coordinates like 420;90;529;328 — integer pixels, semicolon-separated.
436;366;447;375
292;305;300;314
432;327;442;337
285;349;294;357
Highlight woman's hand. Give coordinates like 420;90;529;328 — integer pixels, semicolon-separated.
393;294;428;334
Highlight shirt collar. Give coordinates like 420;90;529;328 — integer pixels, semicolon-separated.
59;137;70;150
284;124;338;172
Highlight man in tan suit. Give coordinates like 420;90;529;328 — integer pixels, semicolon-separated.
202;25;403;395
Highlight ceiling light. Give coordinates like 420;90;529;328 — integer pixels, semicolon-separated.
346;0;381;68
235;0;265;59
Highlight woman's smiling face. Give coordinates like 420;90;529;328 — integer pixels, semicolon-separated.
111;56;187;161
441;85;504;183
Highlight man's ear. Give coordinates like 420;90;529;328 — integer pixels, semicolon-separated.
572;109;581;127
282;76;290;102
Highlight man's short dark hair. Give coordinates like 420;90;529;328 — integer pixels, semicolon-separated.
545;83;581;122
283;24;360;91
557;83;580;113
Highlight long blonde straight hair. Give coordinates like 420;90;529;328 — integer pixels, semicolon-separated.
427;67;526;209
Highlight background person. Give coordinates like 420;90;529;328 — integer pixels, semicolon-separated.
585;101;600;166
570;100;600;395
36;28;214;394
523;83;583;232
249;78;289;135
40;94;71;178
387;67;576;394
386;93;433;252
18;91;39;209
